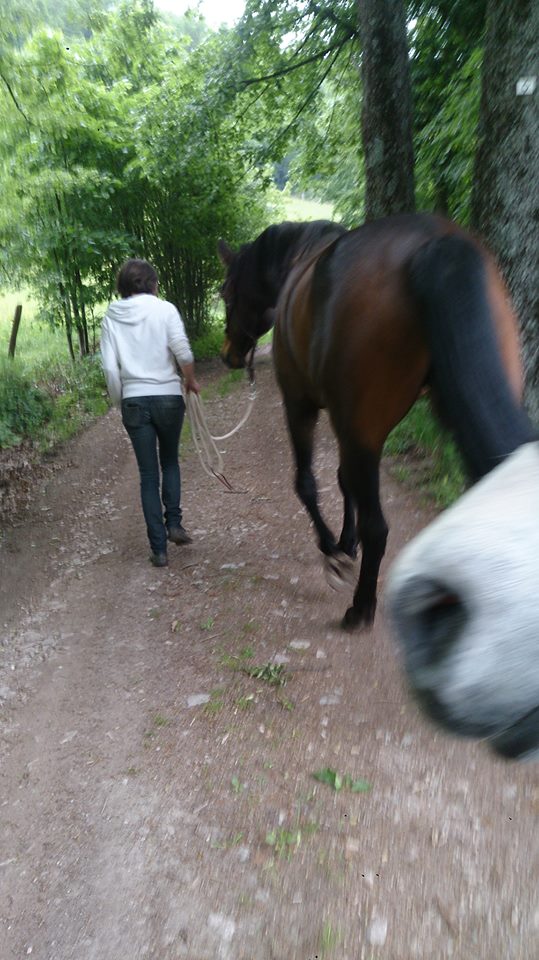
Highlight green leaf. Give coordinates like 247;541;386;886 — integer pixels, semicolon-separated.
312;767;341;790
349;778;371;793
312;768;371;793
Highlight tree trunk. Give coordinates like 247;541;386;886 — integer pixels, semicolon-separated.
471;0;539;420
59;282;76;362
8;304;22;358
358;0;415;220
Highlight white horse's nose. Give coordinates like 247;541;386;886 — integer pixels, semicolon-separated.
386;443;539;758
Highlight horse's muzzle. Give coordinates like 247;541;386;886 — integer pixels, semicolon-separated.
385;443;539;763
221;342;246;370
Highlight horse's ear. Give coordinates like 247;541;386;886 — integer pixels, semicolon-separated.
217;239;235;267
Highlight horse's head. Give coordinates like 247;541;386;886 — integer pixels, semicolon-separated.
386;443;539;762
217;238;275;371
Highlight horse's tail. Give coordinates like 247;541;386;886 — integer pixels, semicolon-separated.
407;233;535;480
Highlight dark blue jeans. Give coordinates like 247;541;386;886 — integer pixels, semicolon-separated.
121;395;186;554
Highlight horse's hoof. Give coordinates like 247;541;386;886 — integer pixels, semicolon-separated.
324;552;356;592
341;605;374;632
341;606;361;631
338;540;358;560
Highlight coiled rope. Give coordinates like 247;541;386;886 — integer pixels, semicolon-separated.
185;381;256;492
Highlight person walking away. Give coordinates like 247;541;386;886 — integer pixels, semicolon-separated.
100;258;200;567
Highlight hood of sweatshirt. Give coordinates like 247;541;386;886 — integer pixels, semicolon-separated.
105;293;156;326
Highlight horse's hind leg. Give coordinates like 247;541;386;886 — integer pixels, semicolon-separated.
337;466;358;559
284;400;338;558
340;449;388;630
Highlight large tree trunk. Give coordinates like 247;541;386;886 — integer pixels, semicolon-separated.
358;0;415;220
471;0;539;420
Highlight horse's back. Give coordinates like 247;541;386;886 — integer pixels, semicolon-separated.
308;214;444;442
281;212;526;460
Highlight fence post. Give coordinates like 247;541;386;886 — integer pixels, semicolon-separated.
8;304;22;358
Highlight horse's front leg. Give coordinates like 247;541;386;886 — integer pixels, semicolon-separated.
340;449;388;630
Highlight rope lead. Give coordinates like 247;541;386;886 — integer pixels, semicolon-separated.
185;383;256;490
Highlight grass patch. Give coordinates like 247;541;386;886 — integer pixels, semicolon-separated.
265;817;318;861
265;826;302;859
319;920;342;957
384;397;465;507
219;645;255;670
203;688;226;716
0;290;110;452
0;352;109;451
211;831;245;850
216;369;245;397
235;694;255;710
144;713;170;740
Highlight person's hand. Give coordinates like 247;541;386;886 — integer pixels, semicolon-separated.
184;377;201;395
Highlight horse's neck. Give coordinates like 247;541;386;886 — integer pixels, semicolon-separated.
259;221;343;307
265;237;305;305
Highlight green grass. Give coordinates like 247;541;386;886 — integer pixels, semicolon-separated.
384;397;466;507
319;920;342;957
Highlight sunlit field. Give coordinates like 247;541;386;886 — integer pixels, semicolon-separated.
282;193;334;221
0;289;69;368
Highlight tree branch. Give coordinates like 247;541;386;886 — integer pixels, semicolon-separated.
308;1;359;38
237;34;355;90
237;38;348;178
0;70;33;126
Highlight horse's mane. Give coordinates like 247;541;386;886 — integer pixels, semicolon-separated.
230;220;346;306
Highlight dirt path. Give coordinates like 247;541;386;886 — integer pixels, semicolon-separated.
1;356;537;960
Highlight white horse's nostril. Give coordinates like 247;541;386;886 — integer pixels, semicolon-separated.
388;577;468;672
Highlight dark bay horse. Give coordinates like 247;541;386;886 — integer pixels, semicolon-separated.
218;214;534;632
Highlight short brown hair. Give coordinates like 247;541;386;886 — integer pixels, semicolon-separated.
116;259;158;298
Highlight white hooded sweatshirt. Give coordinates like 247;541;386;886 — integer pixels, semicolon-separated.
100;294;194;407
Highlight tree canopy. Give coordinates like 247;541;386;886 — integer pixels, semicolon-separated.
0;0;535;402
0;0;274;348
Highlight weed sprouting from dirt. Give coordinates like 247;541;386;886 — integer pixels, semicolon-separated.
230;775;245;794
312;768;371;793
143;713;170;741
202;689;226;715
211;831;245;850
265;826;301;859
152;714;168;727
265;816;318;861
276;694;295;710
242;662;288;687
235;694;255;710
219;645;255;670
